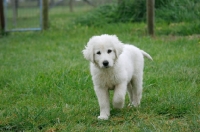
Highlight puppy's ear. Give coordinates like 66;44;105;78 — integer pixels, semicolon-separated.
82;36;98;63
112;35;124;58
82;45;94;63
114;43;123;58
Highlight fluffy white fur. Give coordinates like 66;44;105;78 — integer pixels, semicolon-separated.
82;34;152;120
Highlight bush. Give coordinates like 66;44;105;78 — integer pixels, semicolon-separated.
117;0;146;22
75;5;117;26
76;0;200;26
156;0;200;22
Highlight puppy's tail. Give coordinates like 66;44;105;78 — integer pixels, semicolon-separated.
141;50;153;61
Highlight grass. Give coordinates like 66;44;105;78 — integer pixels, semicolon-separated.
0;6;200;131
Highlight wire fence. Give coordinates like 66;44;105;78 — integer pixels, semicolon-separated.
3;0;199;32
3;0;114;32
48;0;115;12
4;0;42;31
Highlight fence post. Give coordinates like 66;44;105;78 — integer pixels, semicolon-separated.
147;0;155;37
11;0;18;27
69;0;73;12
0;0;5;34
43;0;48;30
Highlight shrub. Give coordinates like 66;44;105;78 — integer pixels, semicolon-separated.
76;0;200;26
156;0;200;22
75;5;117;26
116;0;146;22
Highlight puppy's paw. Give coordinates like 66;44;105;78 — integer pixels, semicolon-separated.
128;103;140;108
128;103;133;108
98;115;109;120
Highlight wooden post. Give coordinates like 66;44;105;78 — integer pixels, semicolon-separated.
147;0;155;37
42;0;48;30
69;0;73;12
11;0;18;27
0;0;5;34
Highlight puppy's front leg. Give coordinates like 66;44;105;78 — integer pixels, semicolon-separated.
113;83;127;109
94;87;110;120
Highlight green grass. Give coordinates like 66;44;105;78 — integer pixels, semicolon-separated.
0;7;200;131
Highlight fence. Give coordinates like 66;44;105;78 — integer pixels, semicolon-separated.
1;0;107;32
3;0;43;32
1;0;154;36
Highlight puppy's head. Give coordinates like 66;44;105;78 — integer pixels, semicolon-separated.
82;34;124;68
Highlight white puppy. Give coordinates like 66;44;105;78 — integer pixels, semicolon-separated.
82;34;152;120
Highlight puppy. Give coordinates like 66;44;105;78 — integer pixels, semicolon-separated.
82;34;152;120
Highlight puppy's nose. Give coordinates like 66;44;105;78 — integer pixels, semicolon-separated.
103;60;109;67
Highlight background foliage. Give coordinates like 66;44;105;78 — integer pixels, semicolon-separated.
76;0;200;33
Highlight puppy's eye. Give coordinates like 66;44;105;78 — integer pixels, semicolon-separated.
107;49;112;54
96;51;101;55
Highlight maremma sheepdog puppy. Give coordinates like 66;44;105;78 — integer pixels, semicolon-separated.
82;34;152;120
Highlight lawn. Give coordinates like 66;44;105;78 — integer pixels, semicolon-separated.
0;6;200;131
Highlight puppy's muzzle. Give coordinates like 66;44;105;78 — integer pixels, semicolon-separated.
103;60;109;67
